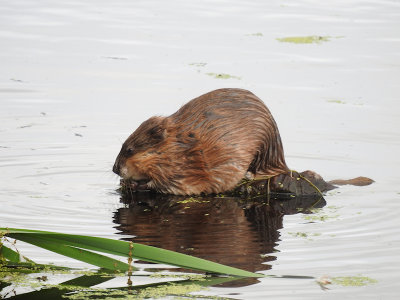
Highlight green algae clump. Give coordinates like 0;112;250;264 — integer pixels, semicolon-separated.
189;62;207;67
137;282;203;299
303;207;340;222
328;99;346;104
206;73;241;80
277;36;331;44
63;282;204;300
247;32;263;37
332;275;377;287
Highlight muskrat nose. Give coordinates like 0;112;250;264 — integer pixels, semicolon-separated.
113;162;120;175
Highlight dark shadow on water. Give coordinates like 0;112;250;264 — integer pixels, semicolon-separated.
113;192;326;276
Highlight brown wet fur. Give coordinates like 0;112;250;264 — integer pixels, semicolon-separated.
113;88;289;195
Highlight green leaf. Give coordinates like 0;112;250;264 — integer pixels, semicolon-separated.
5;234;134;272
1;244;22;263
1;227;263;277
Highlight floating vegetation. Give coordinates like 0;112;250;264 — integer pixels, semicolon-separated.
327;190;341;196
288;232;321;240
326;205;342;210
206;73;241;80
61;282;204;300
307;215;331;222
1;270;236;299
288;232;308;238
316;275;378;290
327;99;366;106
303;213;338;222
135;282;204;299
149;273;208;280
331;275;378;287
276;35;331;44
102;56;128;60
246;32;263;37
189;62;207;67
327;99;346;104
302;206;340;222
0;268;44;289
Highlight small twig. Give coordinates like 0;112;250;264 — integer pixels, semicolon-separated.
127;241;134;291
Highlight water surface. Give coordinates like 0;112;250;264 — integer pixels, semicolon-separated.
1;0;400;298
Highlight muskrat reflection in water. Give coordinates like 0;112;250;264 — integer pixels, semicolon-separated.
113;193;326;274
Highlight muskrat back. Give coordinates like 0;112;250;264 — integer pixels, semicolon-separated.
113;88;289;195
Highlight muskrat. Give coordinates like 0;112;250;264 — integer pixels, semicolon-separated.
113;88;290;195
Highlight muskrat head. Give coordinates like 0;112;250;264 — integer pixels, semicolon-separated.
113;116;167;183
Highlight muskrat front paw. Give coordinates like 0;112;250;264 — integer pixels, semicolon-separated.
120;178;153;192
136;182;151;191
120;178;139;190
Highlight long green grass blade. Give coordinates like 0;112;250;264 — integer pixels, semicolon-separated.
1;228;263;277
5;234;133;272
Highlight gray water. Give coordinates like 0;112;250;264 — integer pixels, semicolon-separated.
1;0;400;299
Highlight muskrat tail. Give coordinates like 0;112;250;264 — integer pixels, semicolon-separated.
248;117;290;177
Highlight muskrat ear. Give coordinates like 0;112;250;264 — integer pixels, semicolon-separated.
149;124;167;141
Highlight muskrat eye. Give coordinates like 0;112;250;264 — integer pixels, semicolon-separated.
126;148;134;156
